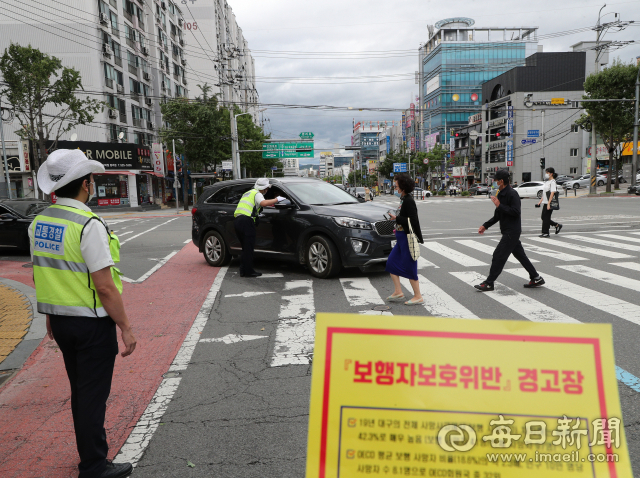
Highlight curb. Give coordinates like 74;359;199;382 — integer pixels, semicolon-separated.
0;278;46;373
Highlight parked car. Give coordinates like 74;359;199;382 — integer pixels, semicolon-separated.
628;184;640;195
563;175;607;189
412;187;431;199
354;187;370;202
192;178;396;278
0;199;50;251
555;175;574;186
514;181;546;198
468;183;490;195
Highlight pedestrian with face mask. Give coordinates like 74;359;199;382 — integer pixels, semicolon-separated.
474;169;545;292
536;167;562;238
30;149;137;478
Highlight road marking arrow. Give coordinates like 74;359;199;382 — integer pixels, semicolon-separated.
199;334;268;344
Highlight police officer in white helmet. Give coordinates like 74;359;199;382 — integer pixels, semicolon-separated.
233;178;284;277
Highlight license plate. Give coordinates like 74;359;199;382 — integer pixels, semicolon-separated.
391;240;397;248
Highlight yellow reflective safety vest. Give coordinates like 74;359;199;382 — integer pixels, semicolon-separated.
32;205;123;317
234;189;261;221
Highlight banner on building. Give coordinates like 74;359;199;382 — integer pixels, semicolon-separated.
152;143;165;176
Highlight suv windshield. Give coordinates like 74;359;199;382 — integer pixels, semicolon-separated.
3;201;49;216
286;182;359;206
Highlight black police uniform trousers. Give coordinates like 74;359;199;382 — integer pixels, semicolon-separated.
50;314;118;478
486;232;538;284
541;207;558;235
234;214;257;275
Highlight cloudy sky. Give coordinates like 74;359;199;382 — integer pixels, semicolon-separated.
231;0;640;163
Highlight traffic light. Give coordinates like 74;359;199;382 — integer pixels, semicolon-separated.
450;128;454;136
454;132;459;137
540;158;545;168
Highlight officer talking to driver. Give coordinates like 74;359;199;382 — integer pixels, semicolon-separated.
233;178;284;277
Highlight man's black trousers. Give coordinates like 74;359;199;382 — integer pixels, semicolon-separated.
541;207;558;235
234;215;257;275
486;232;538;284
49;315;118;478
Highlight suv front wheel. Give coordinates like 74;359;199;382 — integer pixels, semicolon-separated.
203;230;231;267
306;235;341;279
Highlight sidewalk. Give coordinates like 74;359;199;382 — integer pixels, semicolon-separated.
0;244;221;478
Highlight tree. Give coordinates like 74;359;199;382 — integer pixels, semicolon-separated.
0;43;105;176
578;60;638;192
160;84;225;210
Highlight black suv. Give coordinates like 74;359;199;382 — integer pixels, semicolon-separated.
192;178;396;278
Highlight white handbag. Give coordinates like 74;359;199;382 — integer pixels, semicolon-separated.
406;218;421;261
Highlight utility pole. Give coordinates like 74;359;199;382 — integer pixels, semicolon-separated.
632;64;639;187
541;110;545;181
590;4;607;194
0;97;11;199
173;139;179;214
231;109;239;180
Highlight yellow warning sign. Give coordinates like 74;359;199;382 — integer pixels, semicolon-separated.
305;314;632;478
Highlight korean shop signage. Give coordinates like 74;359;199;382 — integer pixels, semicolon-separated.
305;313;632;478
53;141;152;170
486;95;511;109
487;117;506;128
487;140;507;151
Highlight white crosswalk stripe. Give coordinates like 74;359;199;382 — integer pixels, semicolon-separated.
422;242;487;267
610;262;638;271
505;268;640;326
597;233;640;245
528;236;635;259
558;265;640;293
271;280;315;367
399;275;479;319
564;234;640;252
451;271;579;324
340;278;384;306
491;239;587;261
455;239;539;264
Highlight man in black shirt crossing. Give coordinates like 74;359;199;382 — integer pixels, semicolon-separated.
474;169;545;292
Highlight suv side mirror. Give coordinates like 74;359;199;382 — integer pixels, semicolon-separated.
274;199;295;209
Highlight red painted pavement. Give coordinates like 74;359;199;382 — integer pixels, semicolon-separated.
0;244;220;477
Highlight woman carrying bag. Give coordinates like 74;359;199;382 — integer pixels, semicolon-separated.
536;166;562;238
386;173;424;306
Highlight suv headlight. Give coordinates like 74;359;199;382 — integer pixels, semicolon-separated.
333;217;372;230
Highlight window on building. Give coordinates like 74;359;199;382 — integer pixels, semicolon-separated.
168;1;176;14
99;1;110;16
129;78;142;95
170;22;177;37
112;41;122;61
115;69;124;86
570;148;578;157
109;11;119;34
173;63;180;76
108;124;118;142
104;63;116;81
571;124;579;133
124;0;135;17
570;167;577;174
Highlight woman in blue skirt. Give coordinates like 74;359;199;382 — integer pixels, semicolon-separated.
386;173;424;305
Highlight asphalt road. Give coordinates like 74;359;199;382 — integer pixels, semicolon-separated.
3;197;640;476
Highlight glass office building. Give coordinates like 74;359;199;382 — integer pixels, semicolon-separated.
420;18;538;147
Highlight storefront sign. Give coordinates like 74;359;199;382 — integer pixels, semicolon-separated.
53;141;152;170
486;95;511;109
487;117;506;128
506;139;514;166
305;314;632;478
152;143;165;176
524;98;571;108
98;198;121;206
487;141;507;151
19;140;31;172
468;113;482;125
621;141;640;156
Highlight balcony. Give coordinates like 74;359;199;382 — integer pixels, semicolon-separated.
128;64;138;76
133;118;142;128
112;26;120;37
120;113;127;123
114;55;123;67
126;36;136;49
105;78;114;89
131;94;140;103
123;10;133;24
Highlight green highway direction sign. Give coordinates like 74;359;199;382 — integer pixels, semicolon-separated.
262;141;314;159
299;132;314;139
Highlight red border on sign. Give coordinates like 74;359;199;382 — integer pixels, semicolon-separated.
317;328;615;478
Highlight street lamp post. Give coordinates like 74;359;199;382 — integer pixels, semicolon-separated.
632;65;639;187
232;108;266;179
